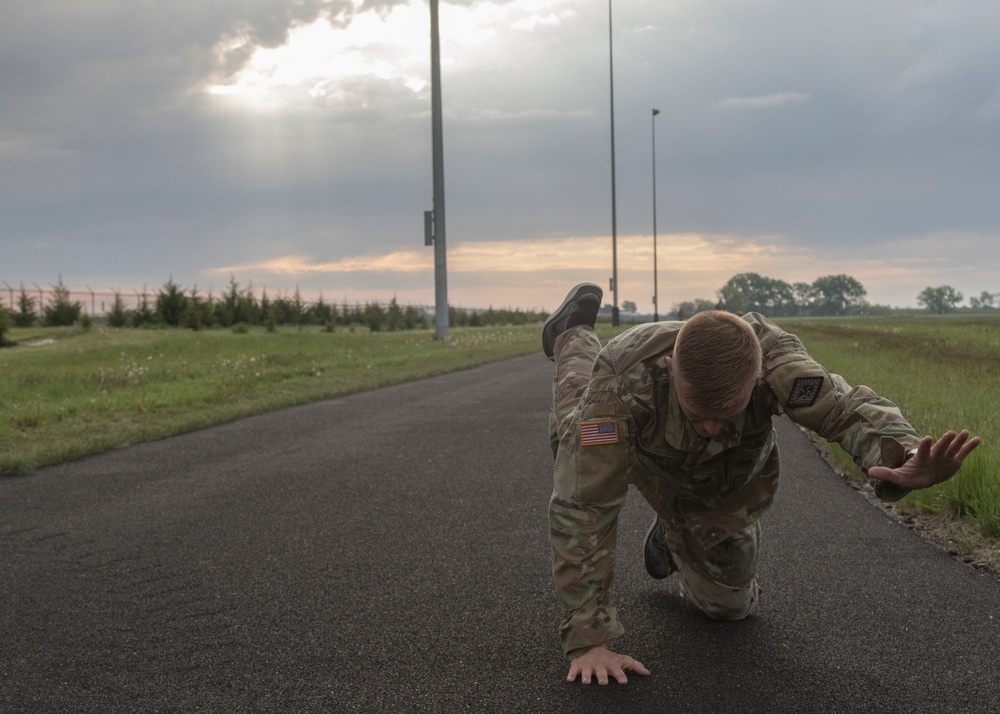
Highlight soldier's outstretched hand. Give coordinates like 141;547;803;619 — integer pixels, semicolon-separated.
566;645;650;685
868;430;981;490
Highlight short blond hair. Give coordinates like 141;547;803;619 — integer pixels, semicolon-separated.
673;311;762;410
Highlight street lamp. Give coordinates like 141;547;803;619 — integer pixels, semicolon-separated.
651;108;660;322
608;0;619;327
426;0;448;340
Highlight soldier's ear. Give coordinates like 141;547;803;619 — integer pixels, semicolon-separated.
665;356;673;375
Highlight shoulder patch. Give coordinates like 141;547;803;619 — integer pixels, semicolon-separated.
786;376;824;408
580;419;619;446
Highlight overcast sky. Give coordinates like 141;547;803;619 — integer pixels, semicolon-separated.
3;0;998;313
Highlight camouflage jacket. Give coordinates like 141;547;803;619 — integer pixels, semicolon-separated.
549;313;922;659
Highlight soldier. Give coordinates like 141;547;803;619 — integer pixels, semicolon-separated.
544;282;981;686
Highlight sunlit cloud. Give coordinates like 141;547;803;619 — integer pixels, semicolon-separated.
206;0;577;110
213;251;432;275
209;232;818;309
212;233;796;277
205;230;999;312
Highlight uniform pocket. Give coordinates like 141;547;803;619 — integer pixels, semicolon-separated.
575;403;630;504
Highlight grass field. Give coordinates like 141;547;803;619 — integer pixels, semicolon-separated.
2;316;997;544
0;323;556;475
776;314;999;539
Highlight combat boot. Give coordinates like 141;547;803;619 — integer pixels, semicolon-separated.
643;516;677;580
541;283;603;360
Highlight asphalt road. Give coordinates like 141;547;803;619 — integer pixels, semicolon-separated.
2;353;999;713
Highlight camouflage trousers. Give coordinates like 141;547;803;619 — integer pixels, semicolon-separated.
550;325;760;622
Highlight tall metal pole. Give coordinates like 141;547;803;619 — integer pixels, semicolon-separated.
652;108;660;322
429;0;449;340
608;0;619;327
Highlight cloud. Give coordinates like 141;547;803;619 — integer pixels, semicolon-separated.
3;1;999;314
716;92;810;110
203;229;1000;312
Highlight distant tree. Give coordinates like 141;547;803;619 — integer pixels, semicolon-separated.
969;291;997;310
364;301;386;332
239;283;259;325
202;289;217;328
718;273;794;316
259;288;272;325
291;287;305;327
792;282;815;315
156;277;187;327
14;286;37;327
716;282;750;315
131;289;155;327
918;285;964;313
309;294;334;327
107;291;128;327
386;297;404;331
0;301;12;346
622;300;638;313
671;299;716;320
180;286;213;331
216;275;241;327
810;274;867;316
43;276;83;326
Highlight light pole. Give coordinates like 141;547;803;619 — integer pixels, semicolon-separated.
608;0;619;327
426;0;449;340
651;108;660;322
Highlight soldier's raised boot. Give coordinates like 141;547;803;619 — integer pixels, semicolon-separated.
643;516;677;580
542;283;603;360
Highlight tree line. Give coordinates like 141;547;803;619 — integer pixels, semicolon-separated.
664;273;997;318
1;273;995;346
0;276;547;339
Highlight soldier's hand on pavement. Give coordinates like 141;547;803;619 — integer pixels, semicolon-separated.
566;645;650;685
868;430;981;490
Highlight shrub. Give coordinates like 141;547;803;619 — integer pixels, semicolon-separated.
0;305;13;346
131;290;156;327
14;287;37;327
43;277;82;327
156;277;188;327
108;292;129;328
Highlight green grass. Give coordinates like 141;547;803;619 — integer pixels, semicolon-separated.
0;323;565;475
776;314;1000;538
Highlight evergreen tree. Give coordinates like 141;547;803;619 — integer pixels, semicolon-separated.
156;277;187;327
43;277;82;327
14;287;37;327
0;300;12;346
131;289;155;327
108;291;128;327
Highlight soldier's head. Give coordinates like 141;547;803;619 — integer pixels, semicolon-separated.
666;310;762;438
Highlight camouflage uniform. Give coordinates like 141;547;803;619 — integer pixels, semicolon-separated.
549;314;921;660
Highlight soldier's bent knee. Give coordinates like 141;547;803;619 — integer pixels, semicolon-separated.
689;580;760;622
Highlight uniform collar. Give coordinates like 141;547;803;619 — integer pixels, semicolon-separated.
663;378;746;458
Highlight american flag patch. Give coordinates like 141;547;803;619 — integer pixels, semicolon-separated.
580;420;619;446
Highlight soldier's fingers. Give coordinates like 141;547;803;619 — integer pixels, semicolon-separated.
566;663;581;683
623;657;651;676
941;430;969;458
932;430;959;456
915;435;934;460
596;665;610;686
955;435;981;460
610;665;629;685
